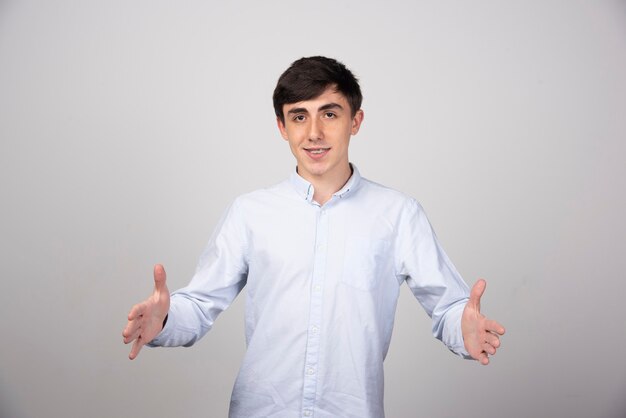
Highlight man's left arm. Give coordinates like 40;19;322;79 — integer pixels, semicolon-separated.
395;198;505;363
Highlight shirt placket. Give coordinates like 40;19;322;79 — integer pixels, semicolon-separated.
301;205;329;417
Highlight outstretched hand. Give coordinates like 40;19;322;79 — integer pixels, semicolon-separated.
462;279;505;365
122;264;170;360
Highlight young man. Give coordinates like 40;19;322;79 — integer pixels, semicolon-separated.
123;56;505;418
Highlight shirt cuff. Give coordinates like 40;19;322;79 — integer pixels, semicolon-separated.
443;302;473;359
146;309;176;347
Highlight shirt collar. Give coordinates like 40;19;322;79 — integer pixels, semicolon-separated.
289;163;362;203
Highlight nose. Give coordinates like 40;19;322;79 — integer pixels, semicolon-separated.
308;118;323;141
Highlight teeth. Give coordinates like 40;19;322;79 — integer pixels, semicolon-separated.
309;149;328;154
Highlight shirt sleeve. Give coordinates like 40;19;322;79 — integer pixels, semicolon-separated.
394;198;472;358
148;197;249;348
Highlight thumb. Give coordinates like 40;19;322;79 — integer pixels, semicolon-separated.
469;279;486;311
153;264;167;292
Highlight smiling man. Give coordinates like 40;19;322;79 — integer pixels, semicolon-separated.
278;87;362;206
123;56;505;418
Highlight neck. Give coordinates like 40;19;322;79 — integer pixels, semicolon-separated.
300;163;352;206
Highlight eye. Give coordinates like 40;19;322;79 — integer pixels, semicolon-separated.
292;114;306;122
323;112;336;119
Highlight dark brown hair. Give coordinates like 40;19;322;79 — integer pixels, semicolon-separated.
273;56;362;124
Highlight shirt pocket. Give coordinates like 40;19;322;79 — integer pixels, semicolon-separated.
341;238;391;291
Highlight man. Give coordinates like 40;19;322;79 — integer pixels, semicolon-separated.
122;56;505;417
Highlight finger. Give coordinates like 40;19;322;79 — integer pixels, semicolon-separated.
154;264;167;291
127;302;146;321
469;279;486;310
477;351;490;365
485;319;506;335
129;336;144;360
122;319;142;341
123;325;142;344
485;332;501;349
483;342;497;356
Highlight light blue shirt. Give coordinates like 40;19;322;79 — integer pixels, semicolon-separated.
150;165;471;418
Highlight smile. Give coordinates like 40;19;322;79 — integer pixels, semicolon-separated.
304;147;330;159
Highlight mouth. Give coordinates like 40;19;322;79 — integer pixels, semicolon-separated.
304;147;331;159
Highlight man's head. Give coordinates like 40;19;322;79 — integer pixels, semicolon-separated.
273;56;363;124
274;57;364;186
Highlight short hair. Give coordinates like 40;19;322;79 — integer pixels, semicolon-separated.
273;56;362;124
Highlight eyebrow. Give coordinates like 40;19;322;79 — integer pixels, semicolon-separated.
286;102;344;115
319;103;343;112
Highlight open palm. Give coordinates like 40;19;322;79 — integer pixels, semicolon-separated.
122;264;170;360
462;279;506;365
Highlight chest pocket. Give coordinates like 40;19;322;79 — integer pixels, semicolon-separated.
341;238;391;290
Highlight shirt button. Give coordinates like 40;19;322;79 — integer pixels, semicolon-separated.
311;325;319;334
306;367;315;375
303;410;312;417
313;284;321;292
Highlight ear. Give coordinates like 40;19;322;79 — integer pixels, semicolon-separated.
350;109;364;135
277;117;289;141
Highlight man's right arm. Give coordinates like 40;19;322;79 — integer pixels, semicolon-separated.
122;199;249;357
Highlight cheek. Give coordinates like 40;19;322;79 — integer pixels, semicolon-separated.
287;138;302;155
324;124;347;141
285;126;304;141
340;122;355;138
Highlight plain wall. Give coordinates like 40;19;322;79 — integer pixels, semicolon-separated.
1;1;625;417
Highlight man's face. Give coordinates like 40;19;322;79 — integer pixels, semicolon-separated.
277;87;364;183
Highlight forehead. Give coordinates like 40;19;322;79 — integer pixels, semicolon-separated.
282;87;350;112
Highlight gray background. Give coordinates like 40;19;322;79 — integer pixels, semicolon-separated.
1;0;625;417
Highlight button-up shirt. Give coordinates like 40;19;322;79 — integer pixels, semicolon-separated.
150;165;471;418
